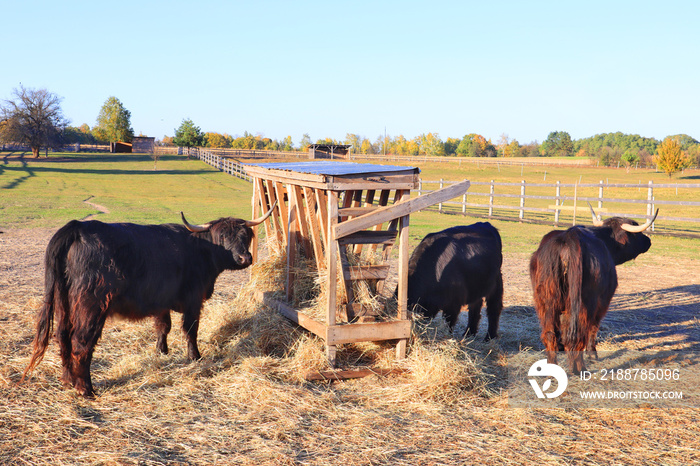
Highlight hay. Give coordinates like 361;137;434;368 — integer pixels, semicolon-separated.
4;228;700;465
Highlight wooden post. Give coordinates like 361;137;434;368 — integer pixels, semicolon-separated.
326;191;339;365
648;181;655;232
573;182;578;226
519;180;525;220
396;190;410;360
462;179;467;215
489;180;494;217
251;178;260;264
555;181;561;226
599;180;604;210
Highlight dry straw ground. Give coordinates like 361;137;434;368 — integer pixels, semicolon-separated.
1;228;699;465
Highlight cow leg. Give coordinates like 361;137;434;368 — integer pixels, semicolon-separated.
586;326;599;360
484;274;504;341
567;308;589;374
69;307;107;398
537;306;561;366
55;303;74;387
154;311;172;355
182;308;202;361
443;304;462;335
463;300;483;338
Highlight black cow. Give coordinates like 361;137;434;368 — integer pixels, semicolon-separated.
406;222;504;340
529;205;657;373
23;204;275;397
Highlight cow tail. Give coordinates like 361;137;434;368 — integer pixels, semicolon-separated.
564;234;585;350
21;222;78;382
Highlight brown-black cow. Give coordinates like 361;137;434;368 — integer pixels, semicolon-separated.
405;222;504;340
23;203;275;397
529;205;658;373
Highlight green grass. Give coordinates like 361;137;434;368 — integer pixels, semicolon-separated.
1;153;253;228
2;152;698;259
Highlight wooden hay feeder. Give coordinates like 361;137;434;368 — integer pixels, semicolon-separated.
244;161;469;366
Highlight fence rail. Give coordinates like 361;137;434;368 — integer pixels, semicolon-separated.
418;179;700;236
185;147;253;182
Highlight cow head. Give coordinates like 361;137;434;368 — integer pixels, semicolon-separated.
588;203;658;265
180;201;277;269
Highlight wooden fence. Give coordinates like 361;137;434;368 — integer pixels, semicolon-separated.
187;146;700;237
418;179;700;236
185;147;253;182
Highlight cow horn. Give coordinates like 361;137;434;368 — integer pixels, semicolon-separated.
621;209;659;233
587;202;604;226
245;200;278;227
181;212;211;232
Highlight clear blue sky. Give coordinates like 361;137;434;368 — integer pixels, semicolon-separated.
3;1;698;145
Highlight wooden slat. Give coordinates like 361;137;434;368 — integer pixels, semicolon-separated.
337;231;397;246
368;190;392;256
255;291;327;338
256;178;274;244
264;179;284;245
274;181;289;244
326;320;412;345
334;180;470;239
250;180;260;263
337;246;355;318
339;206;378;217
345;264;390;280
315;189;329;248
303;186;326;271
286;201;299;303
305;368;407;381
354;189;376;255
288;184;313;259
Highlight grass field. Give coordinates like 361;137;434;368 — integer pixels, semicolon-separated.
1;152;699;465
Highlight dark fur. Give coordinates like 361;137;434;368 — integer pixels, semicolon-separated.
529;218;652;373
406;223;504;340
24;217;257;397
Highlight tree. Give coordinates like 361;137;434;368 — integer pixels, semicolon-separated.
204;132;231;148
0;85;69;157
299;133;312;151
280;135;294;151
456;133;496;157
541;131;574;157
344;133;362;154
503;140;520;157
419;133;445;156
173;118;203;148
654;137;690;178
94;96;134;143
444;137;460;156
621;150;640;172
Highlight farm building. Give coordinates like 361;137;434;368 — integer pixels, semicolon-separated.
308;143;351;159
132;136;156;154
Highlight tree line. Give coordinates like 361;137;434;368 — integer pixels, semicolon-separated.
173;116;699;177
2;85;698;178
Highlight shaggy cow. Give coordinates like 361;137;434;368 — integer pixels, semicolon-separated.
23;204;275;397
529;205;658;373
406;222;504;340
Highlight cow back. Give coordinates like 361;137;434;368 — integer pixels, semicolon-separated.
407;223;503;316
